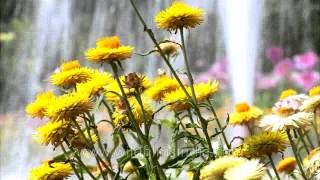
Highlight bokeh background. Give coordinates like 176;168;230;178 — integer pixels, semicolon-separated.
0;0;320;178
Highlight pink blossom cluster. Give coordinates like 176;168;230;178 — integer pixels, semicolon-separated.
257;47;319;90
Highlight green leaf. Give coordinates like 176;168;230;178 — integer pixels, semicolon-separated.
159;118;176;129
185;123;199;128
52;151;73;162
175;131;206;144
164;149;206;168
161;150;192;168
117;149;141;165
217;137;224;158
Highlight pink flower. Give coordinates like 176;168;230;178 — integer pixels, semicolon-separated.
291;71;320;89
256;74;277;90
265;47;283;64
274;58;293;77
294;51;318;70
207;60;228;84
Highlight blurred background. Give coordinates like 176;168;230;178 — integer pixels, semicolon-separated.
0;0;320;178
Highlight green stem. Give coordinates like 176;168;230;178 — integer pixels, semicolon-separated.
286;130;308;180
64;140;97;180
304;130;315;149
296;129;310;153
268;154;281;180
60;144;83;180
206;99;230;149
110;62;166;180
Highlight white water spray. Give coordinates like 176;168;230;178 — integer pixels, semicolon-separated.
219;0;262;104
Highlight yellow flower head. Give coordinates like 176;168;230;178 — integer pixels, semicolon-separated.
229;102;263;125
200;156;247;180
280;89;297;100
309;86;320;97
194;80;219;102
155;2;204;31
237;131;288;158
276;157;296;174
45;91;92;121
50;67;93;87
29;161;73;180
26;91;55;118
145;75;180;101
105;75;151;103
300;96;320;112
33;121;72;146
85;36;134;63
112;96;154;127
303;147;320;178
259;111;313;131
60;60;81;72
163;87;192;111
96;36;121;48
224;160;266;180
156;41;180;56
76;70;113;97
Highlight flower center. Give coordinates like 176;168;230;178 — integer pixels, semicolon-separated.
309;86;320;97
280;89;297;100
235;102;250;112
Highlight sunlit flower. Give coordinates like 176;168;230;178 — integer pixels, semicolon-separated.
229;102;263;125
265;46;283;64
105;75;151;103
194;80;219;102
45;92;92;121
145;75;180;101
294;51;318;70
76;70;113;97
303;147;320;179
156;41;180;56
291;71;320;89
224;160;265;180
33;121;72;146
276;157;296;174
29;161;73;180
274;58;293;77
26;91;55;118
112;96;153;127
60;60;81;72
85;36;134;63
155;2;204;31
50;67;93;87
260;111;313;131
234;131;288;158
280;89;297;100
273;93;308;114
163;87;192;111
200;156;247;180
300;96;320;112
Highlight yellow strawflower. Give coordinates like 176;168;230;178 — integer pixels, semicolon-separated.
309;86;320;97
50;67;93;87
233;131;288;158
76;70;113;97
280;89;297;100
200;156;247;180
163;80;218;111
60;60;81;71
105;75;151;103
123;161;136;174
276;157;296;174
145;75;180;101
156;41;180;56
224;160;265;180
45;91;92;121
26;91;55;118
85;36;134;63
155;2;204;31
33;120;71;146
29;161;73;180
229;102;263;125
194;80;219;102
112;96;154;126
